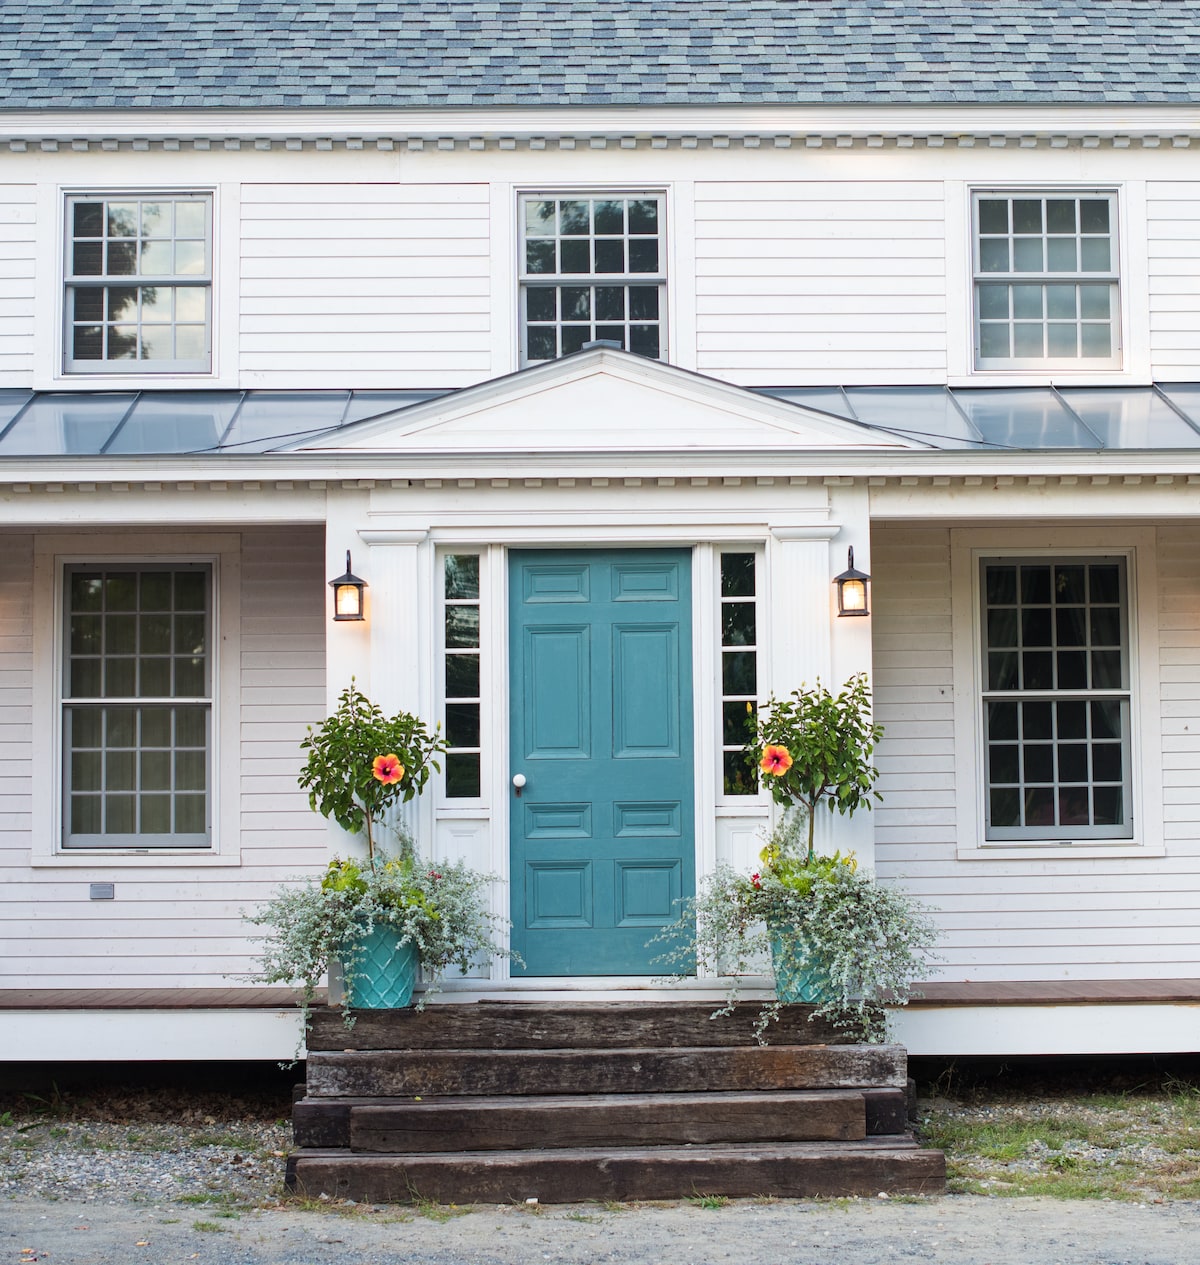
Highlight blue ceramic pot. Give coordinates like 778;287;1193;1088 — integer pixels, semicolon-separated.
769;930;833;1005
342;925;420;1009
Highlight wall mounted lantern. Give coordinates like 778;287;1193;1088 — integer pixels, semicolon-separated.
833;547;871;617
329;550;367;621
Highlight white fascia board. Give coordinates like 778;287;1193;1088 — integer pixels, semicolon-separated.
4;447;1200;486
5;104;1200;143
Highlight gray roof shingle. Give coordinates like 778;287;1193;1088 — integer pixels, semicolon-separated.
1;1;1197;111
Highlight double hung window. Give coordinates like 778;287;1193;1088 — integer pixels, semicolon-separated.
980;557;1131;841
520;194;665;365
64;193;212;373
63;564;212;848
973;191;1119;370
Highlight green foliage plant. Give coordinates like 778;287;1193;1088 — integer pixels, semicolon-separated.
749;673;884;864
656;812;940;1042
250;827;512;1027
298;681;447;867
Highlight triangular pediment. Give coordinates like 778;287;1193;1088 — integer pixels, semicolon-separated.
291;349;923;455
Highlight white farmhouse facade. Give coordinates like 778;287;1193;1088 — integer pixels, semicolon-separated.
3;1;1200;1060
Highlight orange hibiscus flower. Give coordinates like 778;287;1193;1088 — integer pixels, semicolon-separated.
372;753;405;784
759;744;793;776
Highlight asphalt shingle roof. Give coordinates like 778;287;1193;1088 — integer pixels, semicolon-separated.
1;1;1197;111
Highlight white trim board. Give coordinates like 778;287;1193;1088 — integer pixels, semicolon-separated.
892;1003;1200;1057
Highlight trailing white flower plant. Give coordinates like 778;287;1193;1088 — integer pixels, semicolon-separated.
249;683;511;1029
656;676;940;1042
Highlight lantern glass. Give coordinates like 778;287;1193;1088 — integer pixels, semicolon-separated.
839;578;868;614
334;582;362;619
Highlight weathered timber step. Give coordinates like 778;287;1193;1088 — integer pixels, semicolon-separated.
306;1044;906;1099
287;1138;947;1204
305;1001;853;1052
348;1088;868;1152
294;1087;908;1148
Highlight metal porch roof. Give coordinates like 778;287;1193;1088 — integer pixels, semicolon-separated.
2;384;1200;458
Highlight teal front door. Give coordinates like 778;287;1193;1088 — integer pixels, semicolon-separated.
509;548;695;976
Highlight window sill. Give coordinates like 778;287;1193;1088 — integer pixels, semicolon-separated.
956;840;1165;861
31;852;242;869
950;369;1134;388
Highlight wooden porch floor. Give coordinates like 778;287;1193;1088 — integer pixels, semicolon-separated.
2;981;1199;1010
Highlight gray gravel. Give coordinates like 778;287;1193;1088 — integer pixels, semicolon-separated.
5;1087;1200;1263
7;1194;1200;1264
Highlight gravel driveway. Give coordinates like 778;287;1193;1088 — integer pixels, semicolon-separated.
5;1068;1200;1263
8;1193;1200;1265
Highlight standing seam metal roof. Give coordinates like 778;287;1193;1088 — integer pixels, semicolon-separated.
0;1;1198;110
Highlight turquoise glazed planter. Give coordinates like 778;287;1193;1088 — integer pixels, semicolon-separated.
769;930;833;1005
342;926;420;1009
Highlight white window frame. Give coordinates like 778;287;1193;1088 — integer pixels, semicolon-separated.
971;188;1122;373
517;190;668;367
716;547;765;804
951;526;1164;860
439;548;486;806
36;183;239;391
31;533;242;867
63;192;213;375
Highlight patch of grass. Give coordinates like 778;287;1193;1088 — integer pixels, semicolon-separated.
191;1220;226;1233
921;1085;1200;1203
562;1211;603;1223
688;1192;731;1210
407;1189;471;1222
597;1199;630;1212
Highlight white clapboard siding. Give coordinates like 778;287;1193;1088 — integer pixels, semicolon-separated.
872;523;1200;982
1147;184;1200;378
238;183;493;387
0;188;36;384
0;525;330;988
694;181;947;384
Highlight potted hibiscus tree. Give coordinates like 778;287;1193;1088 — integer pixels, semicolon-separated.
657;674;939;1041
250;683;509;1023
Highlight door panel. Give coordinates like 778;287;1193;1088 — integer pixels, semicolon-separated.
510;548;694;976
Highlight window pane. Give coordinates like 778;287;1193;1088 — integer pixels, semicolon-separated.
446;703;480;748
721;602;756;647
722;651;757;695
723;750;757;797
445;653;481;699
446;753;481;798
721;553;755;598
445;554;480;600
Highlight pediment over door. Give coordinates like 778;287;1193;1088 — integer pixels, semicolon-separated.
291;348;924;456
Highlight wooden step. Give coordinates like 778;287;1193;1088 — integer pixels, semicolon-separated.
287;1138;946;1204
294;1086;909;1148
348;1088;868;1152
306;1043;907;1098
305;1001;852;1052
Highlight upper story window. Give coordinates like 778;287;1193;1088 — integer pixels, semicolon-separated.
981;557;1131;842
973;191;1120;371
65;193;212;374
520;194;665;366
